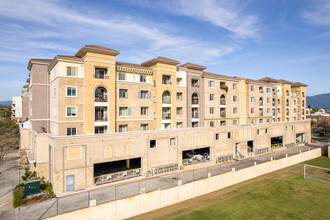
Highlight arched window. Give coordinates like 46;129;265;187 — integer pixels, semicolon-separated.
259;97;263;106
220;95;226;105
192;93;199;104
162;91;171;104
95;87;108;102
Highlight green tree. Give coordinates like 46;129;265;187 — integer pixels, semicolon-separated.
0;118;19;159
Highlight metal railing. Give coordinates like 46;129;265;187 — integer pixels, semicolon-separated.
182;155;210;166
94;96;108;102
151;163;179;176
94;168;142;185
271;143;283;149
12;145;319;220
255;147;270;155
94;75;109;79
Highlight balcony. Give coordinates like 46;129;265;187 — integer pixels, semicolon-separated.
192;112;199;118
95;107;108;121
95;95;108;102
191;79;200;88
95;113;108;121
220;95;226;106
94;75;109;79
162;75;172;85
259;109;263;116
162;107;171;120
220;108;226;117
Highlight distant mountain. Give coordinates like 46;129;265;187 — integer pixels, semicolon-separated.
0;101;11;106
307;93;330;108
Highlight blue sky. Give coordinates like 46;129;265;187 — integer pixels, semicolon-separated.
0;0;329;101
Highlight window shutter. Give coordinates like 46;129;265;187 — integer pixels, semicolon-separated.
128;107;131;115
149;92;152;99
138;91;141;99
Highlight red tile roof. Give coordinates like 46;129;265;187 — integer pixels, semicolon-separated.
116;61;152;70
279;79;293;84
84;45;120;53
179;63;206;70
56;55;83;60
258;77;281;83
141;56;180;67
29;59;52;63
291;82;308;87
203;72;237;80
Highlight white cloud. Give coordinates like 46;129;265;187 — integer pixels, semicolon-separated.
0;0;242;66
128;0;259;39
302;0;330;26
0;81;25;88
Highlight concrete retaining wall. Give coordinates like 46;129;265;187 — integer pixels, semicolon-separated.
46;148;321;220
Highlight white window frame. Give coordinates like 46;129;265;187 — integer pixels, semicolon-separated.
66;86;77;97
67;66;77;77
66;127;77;136
66;106;77;117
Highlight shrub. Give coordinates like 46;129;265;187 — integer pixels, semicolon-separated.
13;187;24;208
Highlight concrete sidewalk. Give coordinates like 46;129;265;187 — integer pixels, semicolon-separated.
0;152;24;216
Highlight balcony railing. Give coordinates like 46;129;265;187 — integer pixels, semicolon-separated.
220;112;226;117
94;75;109;79
95;95;108;102
192;112;199;118
192;100;199;105
259;111;263;116
94;168;141;185
220;100;226;105
95;114;108;121
182;155;210;166
162;113;171;120
162;80;172;85
259;102;263;106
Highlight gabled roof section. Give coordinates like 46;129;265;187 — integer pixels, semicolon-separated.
203;72;239;81
279;79;293;84
48;55;84;71
179;63;206;70
75;45;120;57
141;56;180;67
27;59;52;70
291;82;308;87
116;61;151;70
258;77;281;83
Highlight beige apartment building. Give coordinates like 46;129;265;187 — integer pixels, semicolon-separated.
19;45;310;194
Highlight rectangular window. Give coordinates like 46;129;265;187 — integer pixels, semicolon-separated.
95;67;107;79
267;108;270;113
141;107;148;115
233;120;237;125
176;122;182;128
233;107;237;114
176;107;182;115
95;126;107;134
251;119;254;124
265;128;268;133
119;73;126;80
257;129;259;135
210;94;214;101
66;107;77;117
119;89;127;98
228;132;231;138
170;138;176;146
267;97;270;103
66;127;77;136
210;107;214;114
138;90;148;99
215;133;219;140
208;80;214;88
150;140;156;148
119;125;127;132
177;92;183;101
210;121;214;127
66;87;77;97
233;83;237;89
233;96;237;102
67;67;77;76
119;107;128;116
140;124;148;131
176;78;182;86
191;79;199;87
266;88;270;93
251;108;254;113
251;97;255;103
140;75;146;82
251;86;254;91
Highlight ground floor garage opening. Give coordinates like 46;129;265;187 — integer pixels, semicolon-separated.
296;133;305;143
182;147;210;166
271;136;283;149
94;158;141;185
